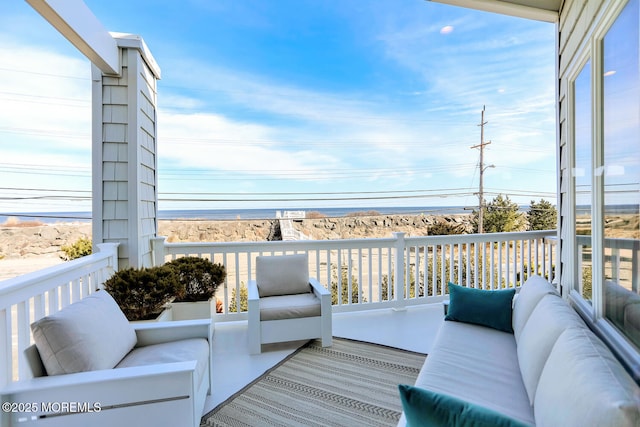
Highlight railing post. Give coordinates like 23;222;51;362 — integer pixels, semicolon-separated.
633;240;639;293
96;242;119;267
96;242;119;290
393;232;406;309
151;236;167;267
0;307;9;388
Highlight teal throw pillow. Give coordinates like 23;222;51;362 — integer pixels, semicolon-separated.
445;282;515;333
398;384;532;427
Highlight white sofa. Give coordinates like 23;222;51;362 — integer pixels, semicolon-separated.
398;275;640;427
0;290;213;427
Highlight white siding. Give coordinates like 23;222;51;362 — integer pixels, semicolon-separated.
92;41;160;269
557;0;607;291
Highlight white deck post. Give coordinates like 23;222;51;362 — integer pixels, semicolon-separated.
26;3;162;270
92;35;161;269
151;236;167;267
393;232;406;309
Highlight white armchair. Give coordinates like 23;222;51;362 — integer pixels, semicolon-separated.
248;254;332;354
0;291;213;427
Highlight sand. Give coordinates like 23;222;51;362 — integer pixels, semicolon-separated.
0;213;473;282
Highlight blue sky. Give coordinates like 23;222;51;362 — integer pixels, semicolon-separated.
0;0;557;215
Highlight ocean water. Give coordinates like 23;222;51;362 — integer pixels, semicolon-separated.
0;206;473;224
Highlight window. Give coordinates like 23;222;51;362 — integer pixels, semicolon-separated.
574;60;593;302
602;0;640;348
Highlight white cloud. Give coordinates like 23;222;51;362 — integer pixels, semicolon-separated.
157;111;343;175
0;39;92;157
0;1;558;211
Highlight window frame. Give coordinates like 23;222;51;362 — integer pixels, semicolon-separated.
567;0;640;380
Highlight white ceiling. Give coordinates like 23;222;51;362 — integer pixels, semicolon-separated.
429;0;563;23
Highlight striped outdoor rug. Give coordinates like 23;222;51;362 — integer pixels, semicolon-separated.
201;338;426;427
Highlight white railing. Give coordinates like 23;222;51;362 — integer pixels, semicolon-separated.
0;243;118;387
152;230;557;321
0;232;557;387
576;235;640;294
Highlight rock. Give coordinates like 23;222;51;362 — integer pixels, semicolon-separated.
0;214;474;259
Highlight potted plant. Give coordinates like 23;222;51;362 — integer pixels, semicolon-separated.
165;256;226;320
103;265;184;322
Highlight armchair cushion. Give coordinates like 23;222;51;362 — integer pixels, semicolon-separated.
259;292;321;321
256;253;310;297
31;290;137;375
116;338;209;389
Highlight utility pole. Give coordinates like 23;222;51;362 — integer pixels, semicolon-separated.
471;106;492;234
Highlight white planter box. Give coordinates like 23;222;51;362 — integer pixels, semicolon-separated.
171;299;216;321
130;307;173;323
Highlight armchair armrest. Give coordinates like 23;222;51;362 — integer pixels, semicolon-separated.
310;278;332;313
247;280;261;354
248;279;260;302
1;362;199;423
309;278;330;298
133;319;212;347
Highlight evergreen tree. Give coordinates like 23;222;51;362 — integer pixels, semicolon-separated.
527;199;558;230
472;194;526;233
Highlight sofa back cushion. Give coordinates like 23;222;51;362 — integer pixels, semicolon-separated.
513;275;559;342
534;327;640;427
256;254;310;297
517;295;586;404
31;290;137;375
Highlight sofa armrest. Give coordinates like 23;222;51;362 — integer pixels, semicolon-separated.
133;319;212;347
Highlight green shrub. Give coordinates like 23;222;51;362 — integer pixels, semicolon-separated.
165;257;226;302
61;237;92;261
228;284;248;313
429;219;466;235
381;268;423;301
331;266;365;305
103;266;184;321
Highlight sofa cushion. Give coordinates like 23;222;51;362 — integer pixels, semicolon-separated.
534;327;640;427
31;290;137;375
517;294;586;404
445;283;515;333
259;292;321;321
398;385;533;427
414;321;535;425
513;275;559;342
256;254;310;297
116;338;209;389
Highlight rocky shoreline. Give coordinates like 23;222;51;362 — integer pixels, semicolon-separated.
0;213;474;259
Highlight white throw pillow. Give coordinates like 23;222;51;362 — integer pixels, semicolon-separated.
517;295;586;404
512;275;559;342
31;290;137;375
534;327;640;427
256;254;310;297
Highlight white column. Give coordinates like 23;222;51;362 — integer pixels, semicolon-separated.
92;35;161;269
